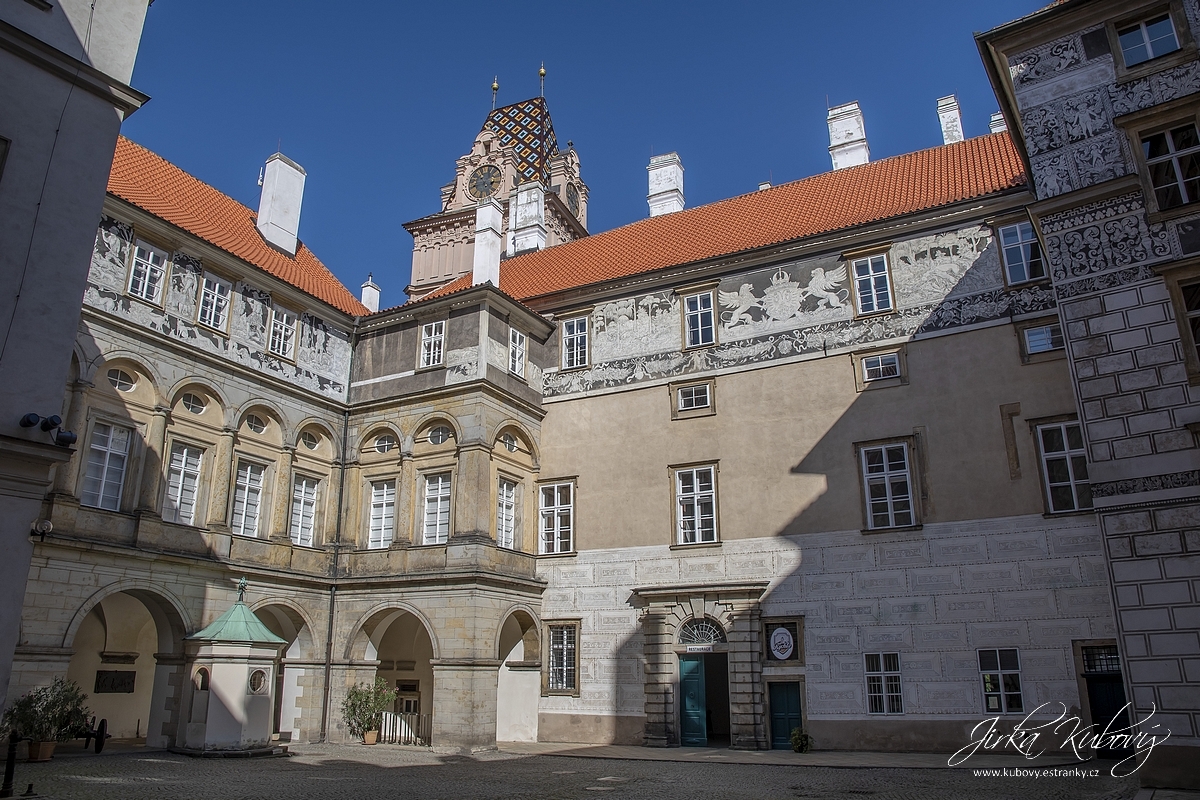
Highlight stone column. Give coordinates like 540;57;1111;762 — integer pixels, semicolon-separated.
453;442;493;542
270;446;295;541
148;652;186;749
136;405;170;513
429;660;502;751
205;427;235;529
727;605;766;750
392;453;413;547
641;609;674;747
52;378;92;495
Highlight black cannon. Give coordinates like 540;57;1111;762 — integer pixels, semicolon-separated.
79;717;110;754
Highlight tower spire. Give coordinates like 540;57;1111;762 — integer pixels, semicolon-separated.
491;76;499;110
539;62;546;97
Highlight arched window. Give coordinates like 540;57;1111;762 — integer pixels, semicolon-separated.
678;618;726;645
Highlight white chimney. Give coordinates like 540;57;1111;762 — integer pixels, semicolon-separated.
827;102;869;170
256;152;306;256
647;152;684;216
360;273;380;313
937;95;964;145
511;182;547;254
758;181;772;191
989;112;1008;134
472;199;503;286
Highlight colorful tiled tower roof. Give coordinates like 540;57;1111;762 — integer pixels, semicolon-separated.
482;97;559;184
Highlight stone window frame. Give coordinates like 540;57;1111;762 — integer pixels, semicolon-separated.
762;617;805;665
669;461;721;548
1027;414;1094;517
854;435;923;533
988;210;1051;289
78;413;141;513
541;619;581;697
161;437;207;527
843;244;896;320
366;477;397;550
288;470;323;548
1115;94;1200;224
125;236;172;307
1155;255;1200;384
851;345;908;393
864;652;904;715
1107;0;1196;85
495;471;521;551
415;467;455;546
675;280;721;351
1014;315;1067;364
196;269;235;335
669;377;717;420
229;457;269;539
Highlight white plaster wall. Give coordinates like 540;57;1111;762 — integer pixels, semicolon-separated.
496;639;538;742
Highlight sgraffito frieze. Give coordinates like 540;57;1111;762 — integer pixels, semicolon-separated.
91;217;132;290
1091;470;1200;498
1010;33;1086;88
167;253;201;321
1053;264;1160;301
1041;194;1172;280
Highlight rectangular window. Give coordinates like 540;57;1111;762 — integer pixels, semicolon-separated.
861;443;914;529
865;653;903;714
561;316;588;369
684;291;715;348
422;472;451;545
999;222;1046;284
269;305;297;359
547;624;578;692
1037;422;1092;513
509;328;527;377
677;383;710;410
368;479;396;549
1143;123;1200;211
230;460;265;537
128;240;168;304
80;422;131;511
676;465;717;544
862;353;900;382
852;254;892;315
197;273;232;331
1024;323;1064;354
497;478;517;549
539;482;574;554
421;321;445;368
289;475;319;547
979;648;1023;714
1119;13;1180;67
1183;282;1200;365
163;443;203;525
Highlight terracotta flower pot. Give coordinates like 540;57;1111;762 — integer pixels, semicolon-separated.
27;741;56;762
363;731;378;745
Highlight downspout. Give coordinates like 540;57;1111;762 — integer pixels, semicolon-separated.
319;317;358;742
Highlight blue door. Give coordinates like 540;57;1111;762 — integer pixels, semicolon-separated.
769;682;803;749
679;656;707;746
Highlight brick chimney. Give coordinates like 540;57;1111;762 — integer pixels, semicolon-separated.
647;153;685;216
256;152;306;256
937;95;964;145
827;102;869;170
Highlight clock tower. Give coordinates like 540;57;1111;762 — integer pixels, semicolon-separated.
403;96;589;300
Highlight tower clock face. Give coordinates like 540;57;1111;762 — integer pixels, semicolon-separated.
566;183;580;216
467;165;502;200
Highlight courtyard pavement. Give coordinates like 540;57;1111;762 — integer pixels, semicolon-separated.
2;740;1163;800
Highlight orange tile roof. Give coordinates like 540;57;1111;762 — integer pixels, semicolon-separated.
108;137;369;317
422;132;1025;305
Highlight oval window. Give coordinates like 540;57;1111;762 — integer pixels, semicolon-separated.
245;414;266;434
300;430;319;450
499;433;518;453
181;392;206;414
107;368;136;392
248;669;268;694
428;426;451;445
374;434;397;453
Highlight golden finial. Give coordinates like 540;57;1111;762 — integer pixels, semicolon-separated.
539;62;546;97
491;76;499;110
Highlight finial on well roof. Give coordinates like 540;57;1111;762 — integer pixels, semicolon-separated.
539;62;546;97
491;76;499;110
236;576;247;602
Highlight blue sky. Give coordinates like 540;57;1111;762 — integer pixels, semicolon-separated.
123;1;1043;310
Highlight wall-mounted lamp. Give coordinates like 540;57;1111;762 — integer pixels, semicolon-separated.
19;413;76;447
30;519;52;542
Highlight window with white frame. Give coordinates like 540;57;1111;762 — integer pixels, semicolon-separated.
1119;13;1180;67
979;648;1023;713
368;479;396;549
678;383;710;410
851;254;892;315
561;316;588;369
420;321;445;368
1024;323;1064;354
509;328;527;377
862;353;900;382
497;478;517;549
865;653;903;714
861;442;915;529
1183;281;1200;365
289;475;319;547
1142;123;1200;211
547;623;578;692
999;222;1046;284
128;240;168;304
80;422;131;511
676;465;717;544
197;273;232;331
1036;422;1092;513
422;472;451;544
683;291;715;348
163;443;203;525
539;482;573;554
230;460;265;537
269;305;297;359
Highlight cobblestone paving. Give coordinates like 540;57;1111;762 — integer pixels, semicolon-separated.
14;744;1142;800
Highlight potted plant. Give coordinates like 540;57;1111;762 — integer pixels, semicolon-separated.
1;677;91;761
790;727;813;754
341;677;396;745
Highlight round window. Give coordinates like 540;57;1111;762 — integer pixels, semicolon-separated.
374;434;397;453
181;392;206;414
300;430;319;450
248;669;268;694
245;414;266;434
428;426;451;445
499;433;518;453
107;368;136;392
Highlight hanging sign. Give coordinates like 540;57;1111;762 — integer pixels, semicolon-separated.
770;626;795;660
685;644;713;653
